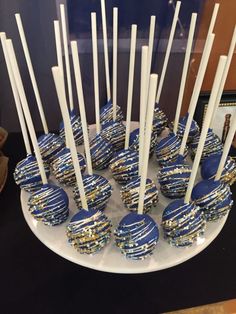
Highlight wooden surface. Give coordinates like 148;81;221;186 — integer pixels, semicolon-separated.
182;0;236;115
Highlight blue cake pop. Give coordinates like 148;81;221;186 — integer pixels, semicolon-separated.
66;208;112;254
73;174;112;211
129;128;157;155
14;154;50;192
100;100;123;126
189;128;223;162
37;132;64;164
109;149;139;184
192;179;233;221
170;114;200;143
155;132;187;167
28;184;69;226
114;212;159;260
162;199;206;247
158;156;191;199
101;120;126;151
59;110;84;146
89;133;113;170
152;105;168;137
51;147;86;186
120;177;158;213
201;153;236;186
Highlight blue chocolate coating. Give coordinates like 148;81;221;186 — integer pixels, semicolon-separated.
100;100;123;126
28;184;69;226
59;110;83;146
109;149;139;184
162;199;206;247
190;128;223;162
152;105;168;136
114;212;159;260
14;154;50;192
51;147;86;186
129;128;157;155
170;114;199;143
90;133;113;170
201;153;236;185
67;208;112;254
73;174;112;211
155;132;187;167
101;121;126;151
158;155;191;198
192;179;233;221
38;133;65;163
121;176;158;213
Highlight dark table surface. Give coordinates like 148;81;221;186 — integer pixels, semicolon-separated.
1;133;236;314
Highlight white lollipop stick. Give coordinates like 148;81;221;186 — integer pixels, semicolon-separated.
15;13;49;134
145;15;156;103
173;13;197;134
91;12;101;135
113;7;118;121
101;0;111;102
207;3;220;37
210;25;236;128
6;39;47;184
156;1;181;104
52;66;88;209
215;112;236;180
139;46;148;175
185;56;227;203
60;4;73;111
138;74;158;215
179;33;215;156
0;33;31;156
54;20;65;92
124;24;137;149
71;41;93;176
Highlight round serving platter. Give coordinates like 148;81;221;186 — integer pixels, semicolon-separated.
20;123;228;274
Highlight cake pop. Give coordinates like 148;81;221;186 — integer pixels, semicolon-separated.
115;73;159;260
88;12;113;169
52;65;112;253
101;120;126;151
15;14;65;164
201;153;236;185
71;38;113;210
7;39;69;226
170;114;199;143
59;111;84;146
158;156;191;199
129;128;157;155
0;32;51;193
100;100;123;126
190;128;223;162
152;106;168;136
155;132;187;167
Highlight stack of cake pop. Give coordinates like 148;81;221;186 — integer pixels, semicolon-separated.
115;74;159;260
6;38;69;226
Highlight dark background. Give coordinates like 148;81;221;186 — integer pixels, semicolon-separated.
0;0;203;132
1;133;236;314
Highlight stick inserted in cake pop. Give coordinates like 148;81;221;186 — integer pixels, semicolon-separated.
113;7;118;121
124;24;137;149
6;39;47;184
15;13;49;134
54;20;65;92
185;55;227;203
156;1;181;104
179;33;215;156
138;74;158;215
52;66;87;210
173;13;197;134
60;4;73;111
139;46;148;174
101;0;111;102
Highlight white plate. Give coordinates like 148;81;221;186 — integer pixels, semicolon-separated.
21;123;228;274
